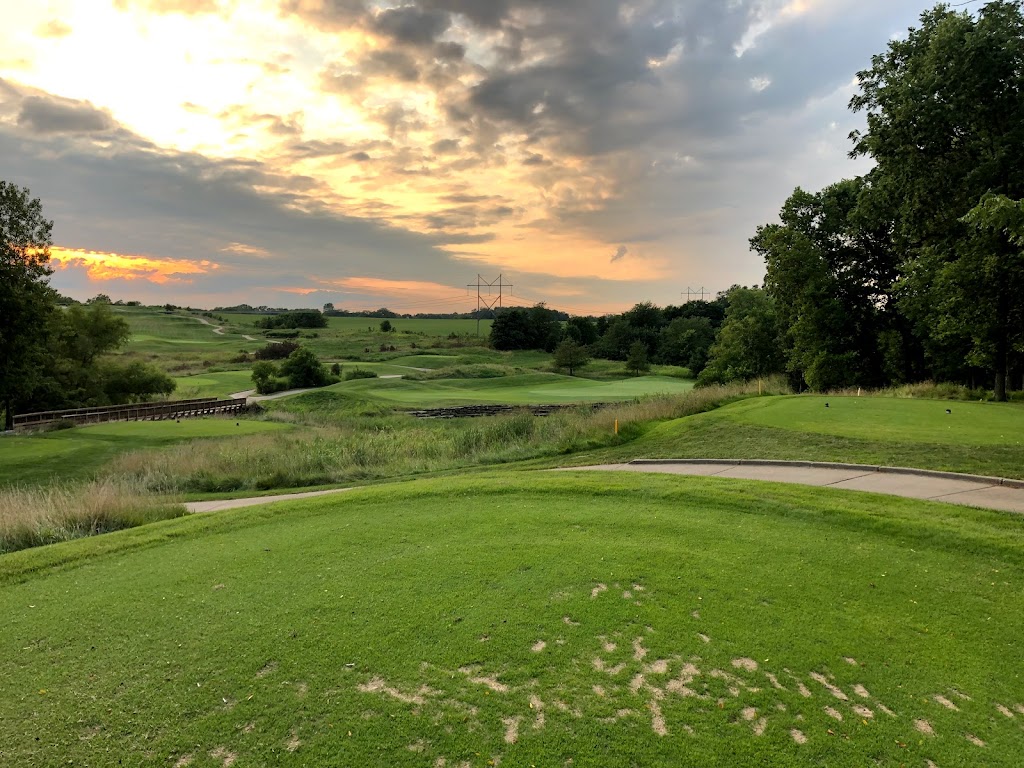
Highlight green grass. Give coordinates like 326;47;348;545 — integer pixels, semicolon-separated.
1;472;1022;766
0;419;292;487
173;370;257;399
582;394;1024;479
332;373;695;407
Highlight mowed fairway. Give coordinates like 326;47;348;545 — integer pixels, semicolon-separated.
2;472;1023;767
0;419;292;487
334;373;695;406
593;395;1024;480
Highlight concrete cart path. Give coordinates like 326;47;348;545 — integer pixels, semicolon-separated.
187;487;353;514
184;460;1024;516
557;460;1024;515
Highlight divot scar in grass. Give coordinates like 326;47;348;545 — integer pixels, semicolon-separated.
351;581;1017;762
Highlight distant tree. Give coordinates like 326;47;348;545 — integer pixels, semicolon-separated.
554;339;590;376
256;311;327;330
698;287;784;386
0;181;54;430
658;316;716;373
251;361;280;395
323;302;335;312
379;319;393;333
565;316;599;345
626;341;650;376
87;294;112;304
330;362;342;376
279;347;332;389
489;308;533;350
253;340;300;361
100;361;175;403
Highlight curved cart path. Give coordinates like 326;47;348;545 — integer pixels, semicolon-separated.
186;460;1024;515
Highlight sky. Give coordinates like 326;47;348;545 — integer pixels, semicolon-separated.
1;0;932;315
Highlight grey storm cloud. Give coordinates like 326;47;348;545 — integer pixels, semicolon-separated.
17;95;114;134
0;82;489;297
370;5;451;46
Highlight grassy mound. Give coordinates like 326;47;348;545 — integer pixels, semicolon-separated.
584;395;1024;480
2;472;1022;766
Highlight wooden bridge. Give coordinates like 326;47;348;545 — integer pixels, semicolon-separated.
14;397;250;429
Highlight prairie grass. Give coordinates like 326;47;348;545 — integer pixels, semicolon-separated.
0;478;186;554
826;380;992;401
104;379;787;493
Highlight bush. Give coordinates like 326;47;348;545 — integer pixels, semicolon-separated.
343;369;379;381
280;347;333;388
253;340;300;361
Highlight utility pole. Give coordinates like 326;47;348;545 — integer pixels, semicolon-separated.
468;275;512;336
683;287;708;303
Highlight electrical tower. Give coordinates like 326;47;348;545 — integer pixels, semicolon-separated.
468;274;512;336
683;287;708;303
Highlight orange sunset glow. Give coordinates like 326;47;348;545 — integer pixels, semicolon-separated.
1;0;903;312
51;247;219;284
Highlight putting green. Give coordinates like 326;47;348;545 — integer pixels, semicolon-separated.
1;472;1022;766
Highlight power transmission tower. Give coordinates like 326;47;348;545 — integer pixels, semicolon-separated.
468;274;512;336
683;287;708;303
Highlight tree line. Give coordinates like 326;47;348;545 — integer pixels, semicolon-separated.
511;2;1023;399
753;1;1024;400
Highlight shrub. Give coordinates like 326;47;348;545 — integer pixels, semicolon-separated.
253;340;300;361
343;369;379;381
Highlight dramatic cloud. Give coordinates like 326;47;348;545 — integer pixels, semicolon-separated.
0;0;930;312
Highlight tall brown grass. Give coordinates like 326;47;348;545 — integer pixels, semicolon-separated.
104;378;789;494
0;479;186;554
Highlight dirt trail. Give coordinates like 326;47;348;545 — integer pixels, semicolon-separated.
191;315;258;342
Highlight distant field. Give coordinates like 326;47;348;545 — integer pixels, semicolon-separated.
332;373;696;407
2;472;1022;766
579;395;1024;480
110;308;261;374
0;419;291;487
173;370;257;399
217;313;492;337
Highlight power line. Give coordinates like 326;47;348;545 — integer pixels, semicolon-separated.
468;274;512;336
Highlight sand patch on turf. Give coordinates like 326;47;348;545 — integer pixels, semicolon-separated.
532;640;546;653
697;633;711;644
851;705;873;719
740;707;757;721
459;668;509;694
255;662;277;679
933;694;959;711
173;756;193;768
852;684;870;698
914;719;934;736
997;704;1015;718
732;658;758;672
824;706;842;721
809;672;847;700
633;637;648;661
649;701;668;736
286;731;301;752
359;677;427;705
209;747;237;767
790;729;807;744
591;583;607;598
503;716;521;744
563;616;581;626
966;734;986;747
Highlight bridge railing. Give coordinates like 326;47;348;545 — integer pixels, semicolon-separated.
14;397;248;429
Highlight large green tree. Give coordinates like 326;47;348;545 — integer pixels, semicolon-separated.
754;178;905;390
698;287;785;387
849;0;1024;399
0;182;54;430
